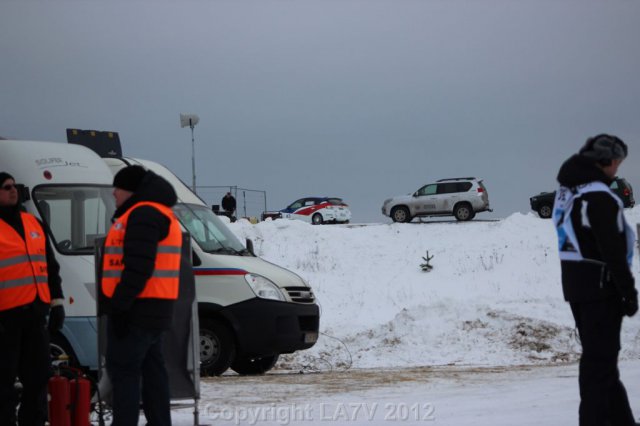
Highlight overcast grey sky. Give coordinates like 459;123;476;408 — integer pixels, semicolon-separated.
2;1;639;222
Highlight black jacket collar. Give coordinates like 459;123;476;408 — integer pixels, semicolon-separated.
557;154;613;189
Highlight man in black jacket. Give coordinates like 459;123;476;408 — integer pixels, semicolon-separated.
221;191;236;220
0;171;65;426
101;165;182;426
554;135;638;426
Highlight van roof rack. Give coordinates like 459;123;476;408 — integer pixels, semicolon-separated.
436;177;477;182
66;128;123;158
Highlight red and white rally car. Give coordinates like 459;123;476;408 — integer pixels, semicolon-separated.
276;197;352;225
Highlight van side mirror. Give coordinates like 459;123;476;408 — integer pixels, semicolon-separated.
246;238;256;257
191;250;202;267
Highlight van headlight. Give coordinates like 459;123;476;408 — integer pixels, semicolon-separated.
244;274;286;301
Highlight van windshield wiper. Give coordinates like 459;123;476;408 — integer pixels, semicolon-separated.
209;246;247;256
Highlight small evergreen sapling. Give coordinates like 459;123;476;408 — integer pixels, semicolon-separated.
420;250;434;272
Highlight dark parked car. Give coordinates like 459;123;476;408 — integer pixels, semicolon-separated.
530;177;635;218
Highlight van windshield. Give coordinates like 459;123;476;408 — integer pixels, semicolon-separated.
173;203;246;254
33;185;115;254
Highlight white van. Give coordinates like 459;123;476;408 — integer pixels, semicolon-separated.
102;156;320;375
0;139;115;370
0;139;319;375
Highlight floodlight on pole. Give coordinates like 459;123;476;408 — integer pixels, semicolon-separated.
180;113;200;193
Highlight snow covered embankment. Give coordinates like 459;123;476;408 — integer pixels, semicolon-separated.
227;210;640;371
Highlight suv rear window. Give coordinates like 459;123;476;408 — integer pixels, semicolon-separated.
457;182;472;192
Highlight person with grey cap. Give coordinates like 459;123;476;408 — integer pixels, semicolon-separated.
101;165;182;426
554;134;638;426
0;171;65;426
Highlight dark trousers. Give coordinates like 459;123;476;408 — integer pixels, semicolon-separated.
0;306;50;426
570;299;636;426
106;319;171;426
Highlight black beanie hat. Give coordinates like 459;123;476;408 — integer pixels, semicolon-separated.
0;172;15;186
113;165;147;192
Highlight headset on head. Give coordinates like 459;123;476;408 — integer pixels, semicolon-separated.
579;134;628;166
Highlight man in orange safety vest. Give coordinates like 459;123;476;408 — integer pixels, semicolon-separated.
0;171;65;426
100;165;182;426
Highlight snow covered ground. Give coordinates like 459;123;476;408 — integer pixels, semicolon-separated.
169;209;640;425
182;361;640;425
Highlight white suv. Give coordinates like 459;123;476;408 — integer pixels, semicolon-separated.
381;177;491;222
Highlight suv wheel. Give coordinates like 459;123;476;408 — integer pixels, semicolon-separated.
453;203;473;221
537;204;552;219
391;206;411;223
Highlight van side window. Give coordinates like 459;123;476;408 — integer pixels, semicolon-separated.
33;185;115;254
173;203;246;254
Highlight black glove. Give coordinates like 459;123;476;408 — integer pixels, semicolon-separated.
622;293;638;317
110;311;130;339
48;305;65;332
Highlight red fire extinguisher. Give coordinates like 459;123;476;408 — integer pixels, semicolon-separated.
48;367;91;426
69;376;91;426
48;372;71;426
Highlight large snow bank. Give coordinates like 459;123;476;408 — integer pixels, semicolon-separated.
227;209;640;370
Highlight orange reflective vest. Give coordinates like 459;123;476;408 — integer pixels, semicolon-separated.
0;213;50;311
101;202;182;300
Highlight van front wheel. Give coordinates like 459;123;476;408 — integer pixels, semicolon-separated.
199;319;236;376
231;354;280;375
50;332;79;367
